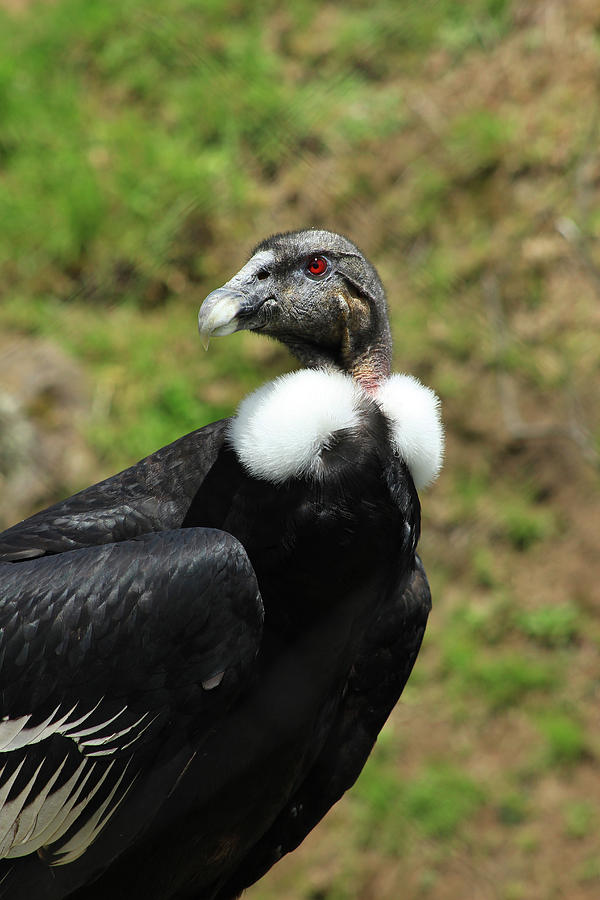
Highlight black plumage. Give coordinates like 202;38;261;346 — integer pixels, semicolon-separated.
0;229;438;899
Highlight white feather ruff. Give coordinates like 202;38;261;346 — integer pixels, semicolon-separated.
228;368;444;488
227;369;364;484
375;374;444;488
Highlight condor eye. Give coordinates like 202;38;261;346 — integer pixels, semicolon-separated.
305;256;329;278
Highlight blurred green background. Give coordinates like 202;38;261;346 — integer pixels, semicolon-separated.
0;1;599;897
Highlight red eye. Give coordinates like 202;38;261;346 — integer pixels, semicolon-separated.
306;256;329;277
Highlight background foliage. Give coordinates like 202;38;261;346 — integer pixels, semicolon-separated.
0;1;599;897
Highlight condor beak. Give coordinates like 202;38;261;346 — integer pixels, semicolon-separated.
197;287;247;349
199;249;275;348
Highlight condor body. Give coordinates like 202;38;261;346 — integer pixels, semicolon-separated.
0;230;442;899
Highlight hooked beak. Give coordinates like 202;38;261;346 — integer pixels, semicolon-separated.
199;249;276;348
197;287;248;349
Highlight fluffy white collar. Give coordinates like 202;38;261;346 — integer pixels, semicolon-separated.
227;368;444;489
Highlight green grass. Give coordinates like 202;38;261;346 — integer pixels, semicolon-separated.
564;802;595;840
498;496;557;551
440;610;559;712
446;108;514;176
403;763;486;839
496;792;529;826
353;755;486;849
516;605;580;648
352;760;407;855
0;0;516;287
1;0;336;284
536;712;588;768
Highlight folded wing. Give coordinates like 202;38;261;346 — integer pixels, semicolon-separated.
0;529;262;873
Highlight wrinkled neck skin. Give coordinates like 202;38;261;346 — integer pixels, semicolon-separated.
346;342;392;394
282;315;392;395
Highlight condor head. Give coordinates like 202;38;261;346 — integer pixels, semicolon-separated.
198;229;393;393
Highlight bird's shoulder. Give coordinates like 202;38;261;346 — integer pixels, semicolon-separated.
0;419;230;562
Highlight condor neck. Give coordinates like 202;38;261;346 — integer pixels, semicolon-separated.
284;336;392;394
347;345;391;394
341;303;392;392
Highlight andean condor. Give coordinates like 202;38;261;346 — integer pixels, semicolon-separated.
0;229;443;899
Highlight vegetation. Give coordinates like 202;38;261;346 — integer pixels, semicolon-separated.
0;0;598;897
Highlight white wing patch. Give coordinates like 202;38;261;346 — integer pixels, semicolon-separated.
0;759;46;858
6;756;99;859
1;756;68;855
0;718;32;753
0;703;148;863
0;703;150;756
48;762;135;866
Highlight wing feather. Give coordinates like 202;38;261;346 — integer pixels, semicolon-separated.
0;762;26;820
0;760;45;855
2;707;61;753
48;762;136;866
10;758;92;856
3;756;69;851
0;527;262;873
37;760;118;860
0;720;31;753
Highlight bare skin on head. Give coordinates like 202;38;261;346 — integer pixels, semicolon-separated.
198;229;393;393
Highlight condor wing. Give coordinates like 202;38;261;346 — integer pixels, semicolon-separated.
0;528;262;897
